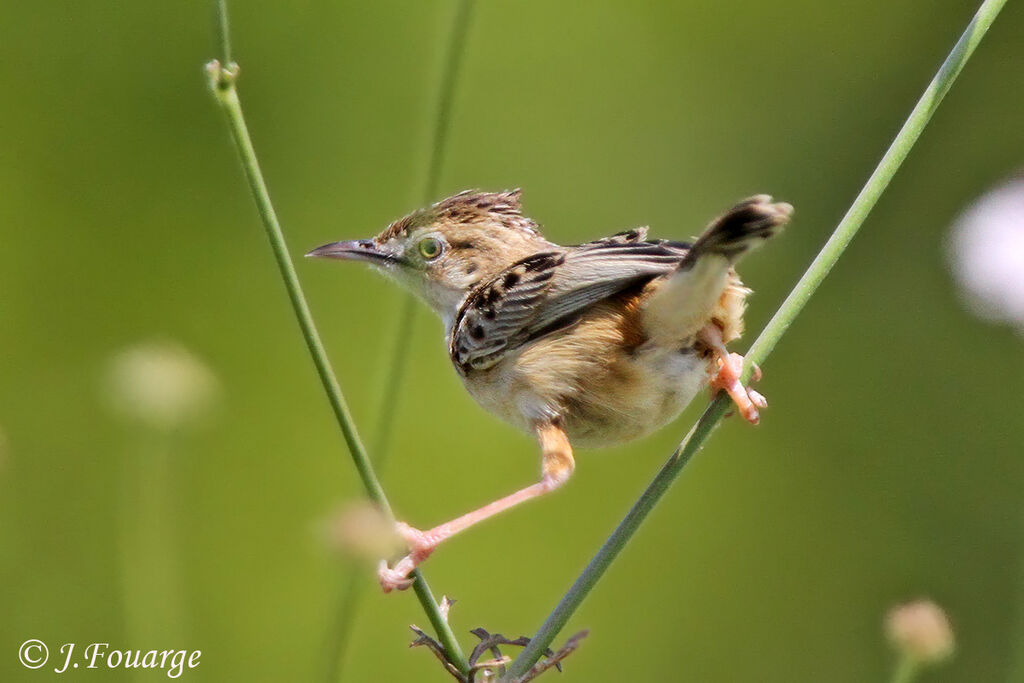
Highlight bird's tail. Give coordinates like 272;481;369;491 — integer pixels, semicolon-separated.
641;195;791;347
682;195;792;265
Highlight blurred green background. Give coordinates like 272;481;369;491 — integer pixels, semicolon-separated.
2;1;1023;681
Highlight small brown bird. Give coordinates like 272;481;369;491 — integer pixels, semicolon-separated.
308;190;791;591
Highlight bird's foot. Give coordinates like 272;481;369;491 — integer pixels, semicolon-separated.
377;522;437;593
710;352;766;424
376;462;573;595
377;558;416;593
395;521;437;556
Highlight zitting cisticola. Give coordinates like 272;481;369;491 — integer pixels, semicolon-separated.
308;190;792;591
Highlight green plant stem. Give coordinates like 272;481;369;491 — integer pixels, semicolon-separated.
206;1;469;675
505;0;1007;677
324;3;475;681
208;75;388;507
372;0;475;468
215;0;231;65
120;431;185;682
891;656;920;683
324;570;362;682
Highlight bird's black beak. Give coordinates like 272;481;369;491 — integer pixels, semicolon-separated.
305;240;402;265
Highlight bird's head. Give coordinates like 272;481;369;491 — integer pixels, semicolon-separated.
307;189;552;319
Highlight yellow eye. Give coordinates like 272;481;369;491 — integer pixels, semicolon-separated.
418;237;443;260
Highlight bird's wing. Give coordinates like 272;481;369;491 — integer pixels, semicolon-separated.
578;226;650;246
450;240;689;371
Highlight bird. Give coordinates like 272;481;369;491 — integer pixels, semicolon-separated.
307;189;792;592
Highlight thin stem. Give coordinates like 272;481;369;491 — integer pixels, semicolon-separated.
323;570;362;682
890;656;920;683
215;0;231;66
206;1;469;675
505;0;1008;677
369;294;417;466
120;430;185;681
207;76;388;508
326;2;476;680
421;0;474;204
372;0;476;469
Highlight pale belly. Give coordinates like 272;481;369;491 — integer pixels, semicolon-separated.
461;345;713;448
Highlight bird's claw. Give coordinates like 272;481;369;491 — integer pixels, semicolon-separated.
378;559;415;593
747;387;767;410
378;522;438;593
710;352;765;424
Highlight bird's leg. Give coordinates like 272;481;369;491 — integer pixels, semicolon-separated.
378;422;575;593
698;323;767;425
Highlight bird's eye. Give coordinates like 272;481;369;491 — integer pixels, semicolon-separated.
418;237;443;260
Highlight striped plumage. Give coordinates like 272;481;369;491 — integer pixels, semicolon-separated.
308;189;792;591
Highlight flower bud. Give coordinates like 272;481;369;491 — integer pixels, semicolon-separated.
322;501;402;561
948;173;1024;336
886;599;955;665
104;341;219;432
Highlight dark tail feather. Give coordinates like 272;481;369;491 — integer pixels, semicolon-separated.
684;195;792;264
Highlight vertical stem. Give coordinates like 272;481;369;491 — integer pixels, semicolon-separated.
505;0;1008;677
890;656;920;683
421;0;474;204
371;0;476;468
215;0;231;65
329;4;476;679
120;431;185;681
206;1;469;675
323;570;363;681
210;79;389;509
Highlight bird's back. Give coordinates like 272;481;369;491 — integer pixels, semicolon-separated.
449;195;790;446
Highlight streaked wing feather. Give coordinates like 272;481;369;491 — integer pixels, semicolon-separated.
450;241;690;371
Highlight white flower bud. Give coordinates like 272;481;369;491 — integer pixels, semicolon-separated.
104;341;219;432
948;174;1024;336
321;501;402;561
886;599;955;665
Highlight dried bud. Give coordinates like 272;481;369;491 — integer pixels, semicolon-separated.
322;501;402;561
886;600;955;665
103;341;220;432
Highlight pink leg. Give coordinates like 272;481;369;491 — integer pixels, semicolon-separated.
378;422;575;593
699;324;767;425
